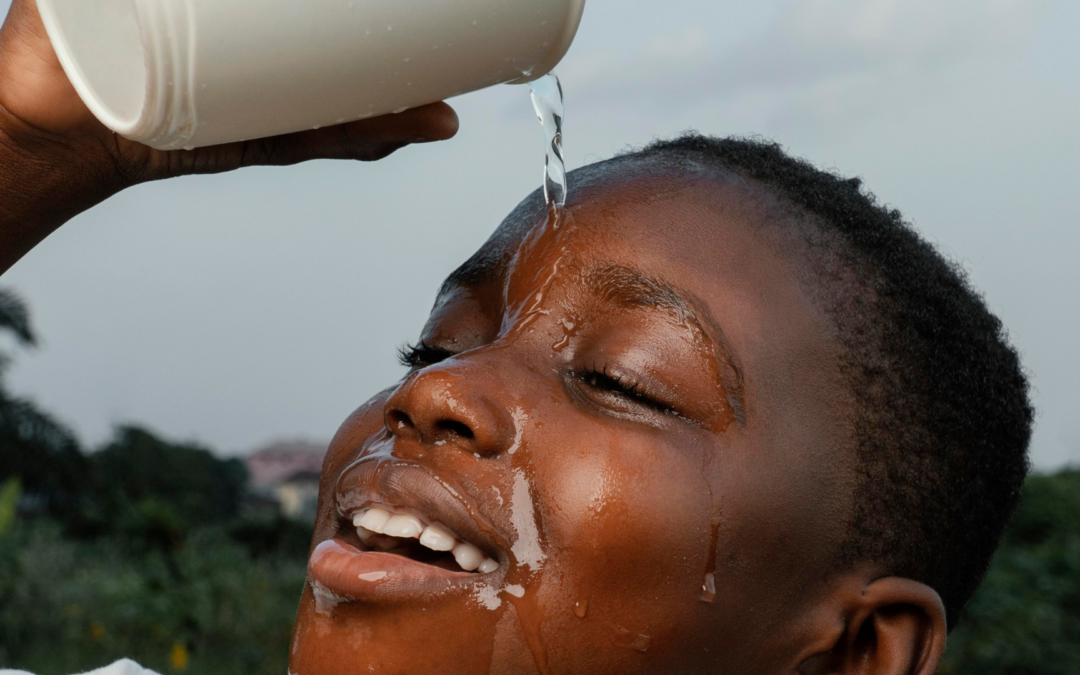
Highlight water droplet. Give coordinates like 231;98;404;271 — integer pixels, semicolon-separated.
615;629;652;652
183;145;194;151
335;118;344;123
573;600;588;618
392;106;409;114
365;29;370;35
631;635;651;652
386;25;393;31
312;125;321;130
699;572;716;603
472;19;478;25
403;57;411;62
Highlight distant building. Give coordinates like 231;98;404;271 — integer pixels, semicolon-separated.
245;440;327;521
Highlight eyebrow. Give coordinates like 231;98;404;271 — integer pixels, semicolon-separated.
585;264;747;426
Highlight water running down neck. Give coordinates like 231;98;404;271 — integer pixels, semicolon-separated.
529;73;567;211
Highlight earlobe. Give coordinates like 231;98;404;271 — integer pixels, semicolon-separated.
798;576;947;675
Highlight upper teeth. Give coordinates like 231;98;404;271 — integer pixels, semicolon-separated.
383;514;425;538
353;507;499;574
419;522;456;551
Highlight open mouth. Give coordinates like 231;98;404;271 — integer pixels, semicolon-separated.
348;506;500;574
308;496;505;602
308;461;508;602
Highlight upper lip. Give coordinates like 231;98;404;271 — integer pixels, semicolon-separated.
333;459;508;562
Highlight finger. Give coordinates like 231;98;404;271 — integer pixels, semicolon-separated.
154;101;459;177
246;101;460;166
350;102;460;146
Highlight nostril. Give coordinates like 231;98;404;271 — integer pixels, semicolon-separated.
386;409;415;435
436;419;474;440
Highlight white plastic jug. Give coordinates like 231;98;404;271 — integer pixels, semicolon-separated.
35;0;586;150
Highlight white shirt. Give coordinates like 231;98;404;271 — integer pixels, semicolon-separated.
0;659;160;675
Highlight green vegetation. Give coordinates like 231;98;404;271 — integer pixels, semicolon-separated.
0;287;1077;674
0;421;313;675
0;290;311;674
0;290;86;527
0;516;308;675
941;469;1080;675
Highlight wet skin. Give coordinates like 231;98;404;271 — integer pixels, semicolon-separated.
292;172;910;674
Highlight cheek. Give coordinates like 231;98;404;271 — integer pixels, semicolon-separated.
528;420;715;646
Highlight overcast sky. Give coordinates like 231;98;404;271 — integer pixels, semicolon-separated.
2;0;1077;468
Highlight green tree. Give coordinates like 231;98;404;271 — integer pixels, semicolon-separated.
941;469;1080;674
0;288;86;521
90;426;248;544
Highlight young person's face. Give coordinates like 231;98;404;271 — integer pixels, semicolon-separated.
290;173;857;674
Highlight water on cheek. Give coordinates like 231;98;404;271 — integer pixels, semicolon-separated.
507;407;528;456
698;445;724;605
510;468;547;571
499;432;554;675
681;316;734;604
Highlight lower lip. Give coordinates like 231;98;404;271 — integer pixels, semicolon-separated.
308;539;481;602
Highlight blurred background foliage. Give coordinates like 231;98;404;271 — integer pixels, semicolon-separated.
0;289;311;674
0;287;1077;674
940;469;1080;674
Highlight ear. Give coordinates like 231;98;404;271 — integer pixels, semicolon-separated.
797;577;947;675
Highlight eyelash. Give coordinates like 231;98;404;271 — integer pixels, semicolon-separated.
397;342;454;370
577;364;672;415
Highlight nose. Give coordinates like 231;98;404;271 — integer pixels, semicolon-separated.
384;364;514;457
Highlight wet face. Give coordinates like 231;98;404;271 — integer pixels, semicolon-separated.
291;171;856;675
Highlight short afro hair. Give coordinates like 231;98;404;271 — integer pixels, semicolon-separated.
627;133;1033;628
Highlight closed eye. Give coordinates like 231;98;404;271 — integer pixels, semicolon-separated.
397;342;454;370
578;364;674;415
